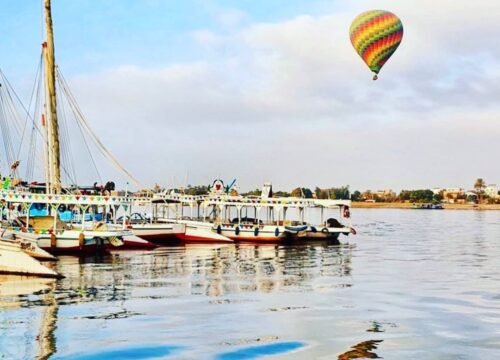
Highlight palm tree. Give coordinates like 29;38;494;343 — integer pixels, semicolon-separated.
474;178;486;204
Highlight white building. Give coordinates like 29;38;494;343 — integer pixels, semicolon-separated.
431;188;444;195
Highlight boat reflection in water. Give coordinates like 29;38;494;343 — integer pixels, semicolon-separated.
337;339;383;360
0;244;354;359
0;275;58;359
129;244;353;297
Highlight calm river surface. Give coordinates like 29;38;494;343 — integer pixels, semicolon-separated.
1;209;500;359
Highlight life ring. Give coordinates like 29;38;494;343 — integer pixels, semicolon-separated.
79;232;85;249
254;227;259;236
343;206;350;218
216;225;222;234
58;204;67;212
321;227;329;234
235;226;240;235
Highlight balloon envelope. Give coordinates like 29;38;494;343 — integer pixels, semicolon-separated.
349;10;403;79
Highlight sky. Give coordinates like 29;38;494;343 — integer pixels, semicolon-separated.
0;0;499;192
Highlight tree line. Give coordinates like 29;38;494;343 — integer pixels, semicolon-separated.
153;178;499;204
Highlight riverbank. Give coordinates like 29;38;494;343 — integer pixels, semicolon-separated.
351;202;500;210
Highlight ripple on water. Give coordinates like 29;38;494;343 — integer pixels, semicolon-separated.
54;345;184;360
2;209;500;359
216;341;306;359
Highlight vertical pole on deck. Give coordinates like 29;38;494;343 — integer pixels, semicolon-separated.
27;204;31;230
82;208;86;230
53;205;57;233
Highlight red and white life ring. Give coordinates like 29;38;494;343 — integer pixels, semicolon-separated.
343;206;350;218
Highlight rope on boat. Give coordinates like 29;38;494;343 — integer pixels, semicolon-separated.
55;68;102;185
56;69;143;189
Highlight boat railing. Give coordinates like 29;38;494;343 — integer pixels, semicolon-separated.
153;192;351;209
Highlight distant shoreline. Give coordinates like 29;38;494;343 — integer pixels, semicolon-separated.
351;202;500;210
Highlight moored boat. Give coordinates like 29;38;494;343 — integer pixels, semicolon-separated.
0;0;145;256
153;181;356;244
118;212;183;244
129;198;233;244
412;203;444;210
0;238;61;278
1;192;136;255
164;219;233;243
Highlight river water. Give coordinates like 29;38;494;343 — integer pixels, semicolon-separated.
1;209;500;359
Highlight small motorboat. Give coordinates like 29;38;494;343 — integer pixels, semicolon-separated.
412;203;444;210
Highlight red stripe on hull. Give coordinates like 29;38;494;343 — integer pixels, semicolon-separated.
120;240;158;250
140;234;183;246
176;233;231;244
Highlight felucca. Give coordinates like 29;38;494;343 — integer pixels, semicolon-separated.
1;0;149;254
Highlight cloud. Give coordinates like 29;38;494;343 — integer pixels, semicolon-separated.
191;30;222;48
63;0;500;190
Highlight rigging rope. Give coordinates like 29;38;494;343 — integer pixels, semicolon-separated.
0;88;16;172
0;62;75;187
55;69;102;185
56;81;78;184
26;61;45;182
56;68;143;189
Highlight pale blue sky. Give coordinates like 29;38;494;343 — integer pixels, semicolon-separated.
1;1;340;75
1;0;499;192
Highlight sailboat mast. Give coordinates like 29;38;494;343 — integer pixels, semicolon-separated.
43;0;61;194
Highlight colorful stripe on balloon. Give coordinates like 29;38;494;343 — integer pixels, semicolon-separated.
349;10;403;74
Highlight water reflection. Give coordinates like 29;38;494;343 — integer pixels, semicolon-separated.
1;243;353;359
0;276;58;359
82;244;354;298
3;209;500;359
216;341;306;359
337;340;383;359
56;345;185;360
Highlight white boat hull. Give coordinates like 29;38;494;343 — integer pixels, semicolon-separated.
13;229;129;255
0;239;60;278
158;219;232;243
129;223;183;241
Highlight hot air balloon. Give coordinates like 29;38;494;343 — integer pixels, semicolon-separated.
349;10;403;80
